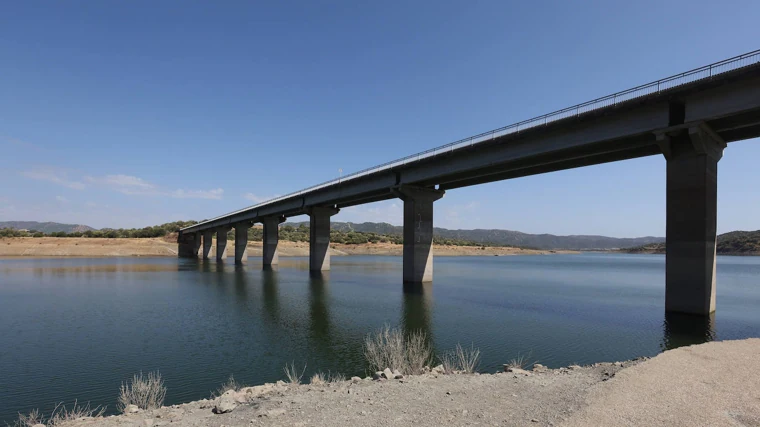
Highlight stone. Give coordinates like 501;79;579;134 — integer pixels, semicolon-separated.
394;373;404;380
213;390;238;414
351;376;362;383
431;365;445;374
568;365;582;370
276;380;287;387
382;368;393;379
126;404;141;414
532;363;547;372
506;368;531;376
392;369;402;378
373;371;384;380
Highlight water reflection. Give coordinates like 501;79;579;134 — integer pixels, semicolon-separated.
309;271;330;342
661;312;716;351
402;282;434;346
261;266;280;324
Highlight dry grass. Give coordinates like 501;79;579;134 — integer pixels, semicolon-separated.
309;371;345;385
283;361;307;385
504;352;535;370
439;343;481;374
363;324;433;375
213;374;243;397
48;401;106;425
117;371;167;413
13;408;42;427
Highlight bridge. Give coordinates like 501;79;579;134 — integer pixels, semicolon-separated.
180;50;760;316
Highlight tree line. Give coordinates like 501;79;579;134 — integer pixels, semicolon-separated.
0;221;499;247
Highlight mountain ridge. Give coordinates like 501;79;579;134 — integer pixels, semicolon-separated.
0;221;95;233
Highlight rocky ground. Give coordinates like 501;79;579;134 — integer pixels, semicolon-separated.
0;237;570;258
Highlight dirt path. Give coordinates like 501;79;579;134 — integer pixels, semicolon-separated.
0;237;572;258
59;339;760;427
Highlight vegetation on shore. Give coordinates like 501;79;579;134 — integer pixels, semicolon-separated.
625;230;760;255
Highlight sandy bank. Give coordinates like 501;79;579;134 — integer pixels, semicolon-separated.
46;339;760;427
0;237;573;258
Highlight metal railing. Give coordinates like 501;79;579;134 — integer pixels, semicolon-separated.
183;49;760;231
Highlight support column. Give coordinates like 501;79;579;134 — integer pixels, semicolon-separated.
263;216;286;267
234;222;251;264
216;227;231;261
394;185;445;283
308;207;339;271
202;230;214;260
664;123;725;315
177;231;201;258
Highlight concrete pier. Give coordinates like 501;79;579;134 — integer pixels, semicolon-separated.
216;227;230;261
263;216;286;267
234;222;250;264
178;232;201;258
202;230;214;260
395;186;444;283
308;207;339;271
664;124;725;315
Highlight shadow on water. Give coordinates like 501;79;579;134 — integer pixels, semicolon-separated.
261;266;280;324
309;271;330;342
402;282;434;347
661;312;716;351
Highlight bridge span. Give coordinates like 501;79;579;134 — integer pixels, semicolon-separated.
180;50;760;316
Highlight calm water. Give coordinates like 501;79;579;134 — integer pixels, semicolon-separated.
1;253;759;422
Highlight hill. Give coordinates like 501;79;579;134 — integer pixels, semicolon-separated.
625;230;760;255
0;221;95;233
283;221;664;250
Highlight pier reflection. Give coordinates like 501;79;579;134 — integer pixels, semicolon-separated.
261;266;280;324
661;312;716;351
402;282;434;345
309;271;330;342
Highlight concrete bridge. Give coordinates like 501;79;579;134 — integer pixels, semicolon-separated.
180;50;760;316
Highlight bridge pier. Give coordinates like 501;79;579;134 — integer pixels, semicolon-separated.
202;230;214;260
395;186;445;283
178;232;201;258
308;207;339;271
216;227;231;261
664;124;725;316
234;222;250;264
263;216;286;267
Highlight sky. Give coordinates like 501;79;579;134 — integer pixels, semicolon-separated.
1;1;759;238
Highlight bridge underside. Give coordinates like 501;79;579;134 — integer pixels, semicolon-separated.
178;62;760;317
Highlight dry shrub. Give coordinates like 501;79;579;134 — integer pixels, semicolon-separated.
283;361;307;384
213;374;242;397
363;324;432;375
49;401;105;425
309;371;345;385
13;409;42;427
439;343;481;374
118;371;167;413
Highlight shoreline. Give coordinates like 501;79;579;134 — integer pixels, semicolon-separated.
0;237;576;258
22;338;760;427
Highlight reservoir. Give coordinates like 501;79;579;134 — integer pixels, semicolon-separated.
1;253;759;422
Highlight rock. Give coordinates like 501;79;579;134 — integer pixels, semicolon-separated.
373;371;384;380
256;408;286;417
431;365;445;374
276;380;287;387
506;367;532;376
233;391;250;404
213;390;238;414
382;368;394;379
532;363;547;372
351;376;362;382
392;369;402;379
126;404;141;414
568;365;581;370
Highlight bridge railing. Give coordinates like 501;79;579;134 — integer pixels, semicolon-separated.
184;49;760;231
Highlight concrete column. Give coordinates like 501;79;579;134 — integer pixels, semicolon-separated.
308;207;339;271
263;216;286;267
202;230;214;260
216;227;231;261
395;186;445;283
234;222;251;264
664;124;725;315
177;232;201;258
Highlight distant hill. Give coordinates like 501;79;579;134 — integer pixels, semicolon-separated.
0;221;95;233
282;221;664;250
626;230;760;255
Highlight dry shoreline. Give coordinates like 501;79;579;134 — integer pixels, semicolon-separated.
0;237;576;258
44;339;760;427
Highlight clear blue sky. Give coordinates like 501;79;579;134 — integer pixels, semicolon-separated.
1;1;759;237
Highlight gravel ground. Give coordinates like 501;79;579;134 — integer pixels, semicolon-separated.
59;339;760;427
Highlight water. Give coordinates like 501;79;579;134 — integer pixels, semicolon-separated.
1;253;759;422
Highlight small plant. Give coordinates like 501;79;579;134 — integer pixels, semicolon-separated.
48;400;106;425
283;361;307;384
309;371;345;385
504;352;535;370
439;343;481;374
363;324;432;375
118;371;167;412
213;374;242;397
14;408;42;427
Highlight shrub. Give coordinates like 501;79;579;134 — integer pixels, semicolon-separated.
439;343;481;374
283;362;307;384
363;324;432;375
118;371;167;412
48;401;105;425
213;374;242;397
